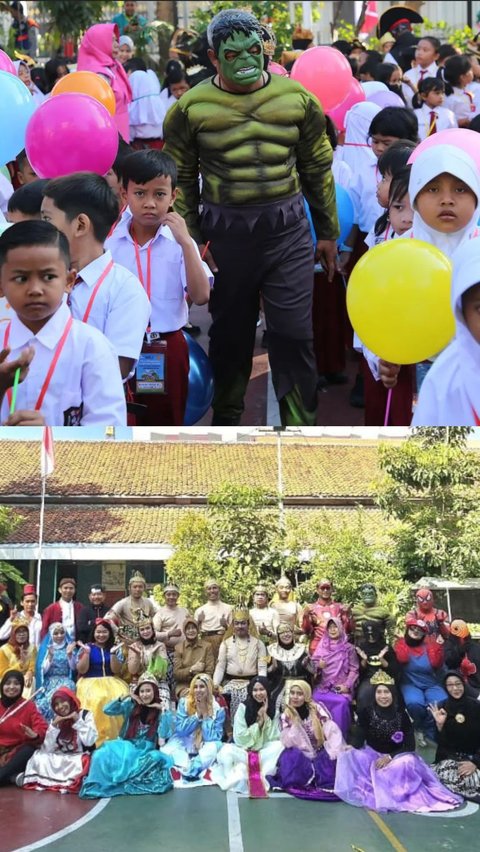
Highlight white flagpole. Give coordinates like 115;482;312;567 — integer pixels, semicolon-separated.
36;473;46;599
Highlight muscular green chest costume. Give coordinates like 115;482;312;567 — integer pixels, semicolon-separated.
163;73;338;244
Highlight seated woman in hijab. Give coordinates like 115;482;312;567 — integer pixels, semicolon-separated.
162;673;225;783
0;670;48;787
268;623;313;713
430;671;480;802
355;620;400;713
312;617;359;737
334;672;462;813
22;687;97;792
211;677;283;796
266;680;345;801
80;673;173;798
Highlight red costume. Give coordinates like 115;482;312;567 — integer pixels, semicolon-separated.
302;600;351;655
405;588;449;645
40;601;85;641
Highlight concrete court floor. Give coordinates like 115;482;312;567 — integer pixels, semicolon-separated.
4;782;479;852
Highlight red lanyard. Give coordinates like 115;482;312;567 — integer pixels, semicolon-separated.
3;316;73;411
132;231;152;300
81;258;114;323
383;223;391;241
465;90;476;112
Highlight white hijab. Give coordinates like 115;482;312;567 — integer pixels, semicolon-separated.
413;236;480;425
335;101;381;174
404;144;480;256
128;69;166;128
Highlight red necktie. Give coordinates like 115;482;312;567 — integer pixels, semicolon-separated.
428;111;437;135
419;69;427;82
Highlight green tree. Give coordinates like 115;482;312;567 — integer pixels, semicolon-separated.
411;427;474;448
38;1;113;51
0;506;28;590
376;438;480;582
295;509;408;621
155;482;285;611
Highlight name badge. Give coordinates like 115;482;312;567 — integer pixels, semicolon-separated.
136;340;167;394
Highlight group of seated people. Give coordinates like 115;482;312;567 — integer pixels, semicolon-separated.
0;571;479;811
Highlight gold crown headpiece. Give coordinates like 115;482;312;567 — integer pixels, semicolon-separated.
370;671;395;687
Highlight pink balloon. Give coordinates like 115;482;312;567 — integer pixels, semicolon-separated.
269;61;288;77
327;77;365;131
368;90;405;109
290;46;352;112
0;49;15;75
25;93;118;179
408;128;480;174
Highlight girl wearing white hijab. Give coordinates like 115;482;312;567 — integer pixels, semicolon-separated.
128;69;167;145
379;144;480;397
13;60;45;109
336;101;382;236
412;238;480;425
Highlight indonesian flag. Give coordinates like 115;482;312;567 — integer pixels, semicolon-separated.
360;1;379;34
41;427;55;477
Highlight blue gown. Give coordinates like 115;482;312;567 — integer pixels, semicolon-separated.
35;641;75;722
80;697;174;798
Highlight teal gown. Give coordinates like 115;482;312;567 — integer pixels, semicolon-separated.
80;697;174;798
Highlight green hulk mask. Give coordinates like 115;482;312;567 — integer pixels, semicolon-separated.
215;31;264;90
360;584;377;606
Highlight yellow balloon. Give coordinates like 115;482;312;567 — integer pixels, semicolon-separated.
347;239;454;364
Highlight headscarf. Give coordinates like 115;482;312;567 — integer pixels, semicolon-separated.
119;35;134;50
77;23;132;140
404;617;428;647
13;59;45;106
137;619;156;645
35;623;74;689
50;687;81;751
277;623;295;649
125;674;162;741
407;145;480;255
312;616;354;685
283;680;325;747
372;681;400;720
49;622;68;648
0;670;24;708
440;670;480;751
243;676;275;727
7;620;30;658
128;69;167;136
335;101;381;173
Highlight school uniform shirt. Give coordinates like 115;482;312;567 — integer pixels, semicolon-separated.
470;80;480;115
402;62;438;107
69;250;151;361
0;301;127;426
0;173;13;214
412;237;480;425
445;87;479;124
414;103;457;141
105;208;213;333
349;160;383;233
128;70;166;141
335;102;382;233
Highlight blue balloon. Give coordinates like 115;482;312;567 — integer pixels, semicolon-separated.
304;185;355;249
0;70;36;165
335;183;355;245
183;332;214;425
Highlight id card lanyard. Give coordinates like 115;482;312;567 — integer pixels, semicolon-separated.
3;316;74;412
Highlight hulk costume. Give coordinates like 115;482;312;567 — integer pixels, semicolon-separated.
163;10;338;426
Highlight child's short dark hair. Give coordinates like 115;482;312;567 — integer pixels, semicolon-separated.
412;76;445;108
359;57;381;78
437;44;458;64
377;139;416;177
7;179;49;217
124;57;147;73
388;165;411;206
369;107;419;143
43;173;119;243
418;36;441;53
16;149;28;170
442;55;472;94
111;135;133;181
122;149;177;190
0;220;70;269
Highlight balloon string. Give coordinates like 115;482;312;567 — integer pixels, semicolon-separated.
384;388;393;427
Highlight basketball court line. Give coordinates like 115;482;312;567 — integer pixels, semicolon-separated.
367;810;408;852
227;790;245;852
11;798;110;852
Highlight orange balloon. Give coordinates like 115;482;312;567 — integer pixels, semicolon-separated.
51;71;116;115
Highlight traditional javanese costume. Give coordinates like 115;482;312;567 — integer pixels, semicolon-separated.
212;677;283;796
335;674;462;812
80;675;174;798
23;687;97;793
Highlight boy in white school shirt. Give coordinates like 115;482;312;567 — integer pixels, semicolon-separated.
0;220;126;426
105;148;211;426
402;36;440;106
41;172;150;381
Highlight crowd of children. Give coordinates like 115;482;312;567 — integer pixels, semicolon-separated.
0;6;480;426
